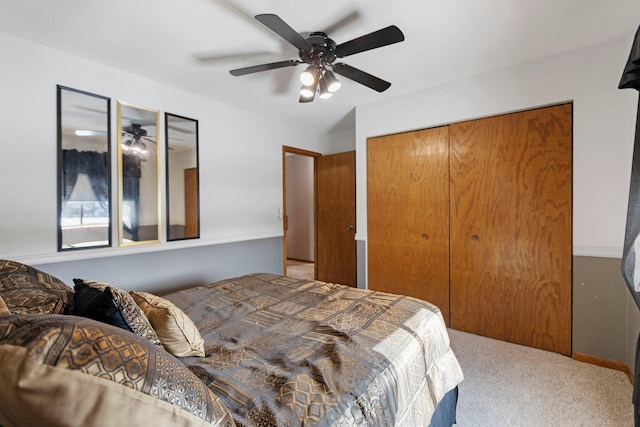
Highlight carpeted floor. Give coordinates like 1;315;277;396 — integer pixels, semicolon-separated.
286;259;314;281
448;328;634;426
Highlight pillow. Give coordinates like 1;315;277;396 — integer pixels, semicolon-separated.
73;282;133;332
0;296;9;316
0;314;235;427
73;279;161;346
131;291;205;357
0;259;74;315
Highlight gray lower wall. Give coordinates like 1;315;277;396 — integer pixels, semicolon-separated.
573;256;640;376
34;237;284;295
357;240;367;290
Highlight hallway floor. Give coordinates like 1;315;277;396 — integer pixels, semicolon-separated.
286;259;314;281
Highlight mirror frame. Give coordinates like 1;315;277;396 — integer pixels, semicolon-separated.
165;113;200;241
117;100;161;246
57;85;112;251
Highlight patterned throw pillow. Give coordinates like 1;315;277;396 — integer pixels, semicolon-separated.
0;259;74;315
73;279;161;346
131;291;205;357
0;314;236;427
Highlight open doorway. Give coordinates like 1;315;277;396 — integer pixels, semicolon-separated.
282;146;320;280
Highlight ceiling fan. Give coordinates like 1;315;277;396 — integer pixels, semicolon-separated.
121;123;157;154
229;14;405;103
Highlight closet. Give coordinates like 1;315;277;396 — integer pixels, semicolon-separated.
367;104;572;355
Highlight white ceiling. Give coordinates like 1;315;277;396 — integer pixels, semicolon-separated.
2;0;640;134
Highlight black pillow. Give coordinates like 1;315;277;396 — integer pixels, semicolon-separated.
73;282;132;332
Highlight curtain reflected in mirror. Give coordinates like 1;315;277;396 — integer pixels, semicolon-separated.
57;86;111;251
165;113;200;241
117;101;160;246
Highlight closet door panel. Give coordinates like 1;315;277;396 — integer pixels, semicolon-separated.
449;104;572;355
367;127;451;321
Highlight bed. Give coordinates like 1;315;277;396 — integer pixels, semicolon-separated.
0;261;463;426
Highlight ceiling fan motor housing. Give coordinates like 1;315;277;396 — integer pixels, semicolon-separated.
124;123;148;139
299;32;337;66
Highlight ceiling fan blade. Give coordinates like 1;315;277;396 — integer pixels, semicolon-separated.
123;119;156;127
332;63;391;92
255;14;313;52
230;59;300;76
334;25;404;58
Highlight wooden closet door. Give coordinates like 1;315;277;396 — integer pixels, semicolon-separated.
449;104;572;355
368;126;451;321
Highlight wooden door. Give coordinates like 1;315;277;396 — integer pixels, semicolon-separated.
316;151;357;287
367;127;451;321
184;167;198;238
449;104;572;355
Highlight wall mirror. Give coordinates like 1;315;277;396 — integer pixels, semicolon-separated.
117;101;160;246
57;86;111;251
165;113;200;241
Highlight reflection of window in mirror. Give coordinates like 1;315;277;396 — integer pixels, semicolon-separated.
57;86;111;251
165;113;200;241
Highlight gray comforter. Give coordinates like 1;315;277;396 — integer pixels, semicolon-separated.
166;273;463;427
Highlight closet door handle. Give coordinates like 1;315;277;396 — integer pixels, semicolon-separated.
347;225;354;231
471;234;479;241
421;233;430;240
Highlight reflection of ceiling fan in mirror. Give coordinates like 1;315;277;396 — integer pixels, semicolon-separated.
74;123;179;153
121;123;156;155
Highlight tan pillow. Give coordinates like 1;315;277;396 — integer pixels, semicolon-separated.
131;291;205;357
0;314;235;427
0;296;9;315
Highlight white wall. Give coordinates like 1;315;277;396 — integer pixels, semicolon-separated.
356;37;637;263
0;32;328;263
325;127;356;154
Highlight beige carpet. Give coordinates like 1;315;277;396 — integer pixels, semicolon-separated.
449;329;634;426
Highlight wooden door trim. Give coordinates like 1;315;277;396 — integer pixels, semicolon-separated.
282;146;321;276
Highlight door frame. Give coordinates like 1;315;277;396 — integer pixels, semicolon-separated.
282;146;321;276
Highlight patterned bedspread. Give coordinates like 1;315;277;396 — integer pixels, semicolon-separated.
165;273;463;427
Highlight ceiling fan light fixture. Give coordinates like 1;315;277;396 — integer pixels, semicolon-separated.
318;78;333;99
300;85;315;99
121;139;133;151
300;74;319;100
131;141;147;154
300;66;317;86
323;70;341;93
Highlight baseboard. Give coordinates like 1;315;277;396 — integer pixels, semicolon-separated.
573;353;634;385
286;258;314;263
